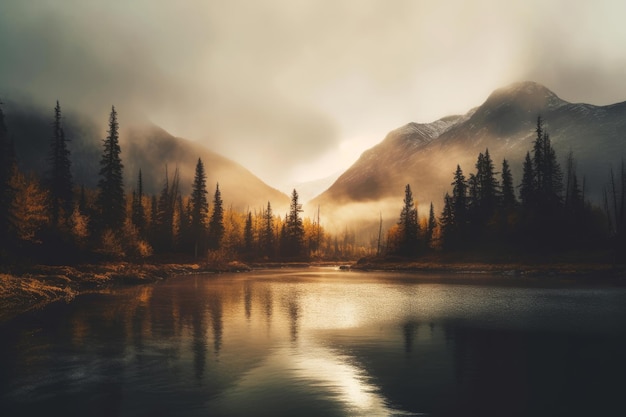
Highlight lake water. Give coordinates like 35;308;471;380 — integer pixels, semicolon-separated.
1;267;626;416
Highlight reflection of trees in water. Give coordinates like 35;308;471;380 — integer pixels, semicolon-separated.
402;321;418;353
279;287;301;343
444;322;528;416
191;307;207;382
244;281;252;320
169;278;211;381
208;295;223;357
263;287;273;330
287;293;299;344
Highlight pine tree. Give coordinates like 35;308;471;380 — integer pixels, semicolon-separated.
48;101;73;226
244;211;254;254
207;183;224;250
96;106;125;231
425;202;437;248
500;159;516;209
439;192;455;249
190;158;209;256
478;149;499;217
283;189;305;258
520;151;536;210
260;201;275;258
397;184;419;256
451;165;468;230
154;166;179;252
532;116;563;209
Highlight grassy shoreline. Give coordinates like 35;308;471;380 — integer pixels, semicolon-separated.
0;261;251;323
2;259;625;323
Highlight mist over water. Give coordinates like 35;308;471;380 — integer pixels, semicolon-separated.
1;268;626;416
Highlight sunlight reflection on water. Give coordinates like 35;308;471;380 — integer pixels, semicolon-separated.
1;268;626;416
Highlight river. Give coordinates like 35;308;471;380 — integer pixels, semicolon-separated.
1;267;626;416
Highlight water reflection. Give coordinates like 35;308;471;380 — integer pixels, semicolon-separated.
1;269;626;416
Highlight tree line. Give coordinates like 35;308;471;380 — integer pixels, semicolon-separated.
388;116;625;261
2;102;623;265
0;101;370;264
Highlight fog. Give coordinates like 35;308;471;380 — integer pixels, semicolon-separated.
1;0;626;191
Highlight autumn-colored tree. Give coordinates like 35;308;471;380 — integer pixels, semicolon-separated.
222;206;245;256
9;171;49;243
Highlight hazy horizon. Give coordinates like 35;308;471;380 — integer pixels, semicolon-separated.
2;0;626;191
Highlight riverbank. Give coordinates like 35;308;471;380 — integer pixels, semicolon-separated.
0;261;251;322
350;257;626;286
3;258;626;323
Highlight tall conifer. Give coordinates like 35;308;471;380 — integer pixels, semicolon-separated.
48;101;73;226
397;184;419;256
190;158;208;256
96;106;125;231
208;183;224;250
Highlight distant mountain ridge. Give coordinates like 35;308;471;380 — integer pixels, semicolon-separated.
312;81;626;224
3;101;290;212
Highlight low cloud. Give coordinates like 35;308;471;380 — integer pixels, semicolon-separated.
1;0;625;188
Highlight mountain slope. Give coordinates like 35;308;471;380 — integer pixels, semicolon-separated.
312;81;626;226
4;101;289;212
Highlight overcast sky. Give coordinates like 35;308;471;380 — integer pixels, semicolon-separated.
1;0;626;190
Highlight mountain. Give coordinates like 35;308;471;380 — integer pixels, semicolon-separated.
3;101;289;212
312;81;626;227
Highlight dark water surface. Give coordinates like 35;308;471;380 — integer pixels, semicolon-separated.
1;267;626;416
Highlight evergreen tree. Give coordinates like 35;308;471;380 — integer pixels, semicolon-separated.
131;169;146;234
425;202;437;248
207;183;224;250
260;201;275;258
244;211;254;254
564;152;584;212
190;158;209;256
96;106;125;231
500;159;516;209
532;116;563;209
520;151;536;210
154;166;179;252
48;101;73;226
532;116;545;192
397;184;419;256
439;193;455;249
477;149;499;218
176;194;189;251
282;189;305;258
451;165;468;231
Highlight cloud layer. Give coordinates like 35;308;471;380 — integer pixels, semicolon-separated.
1;0;625;189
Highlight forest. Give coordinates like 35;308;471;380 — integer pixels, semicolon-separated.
1;101;625;267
